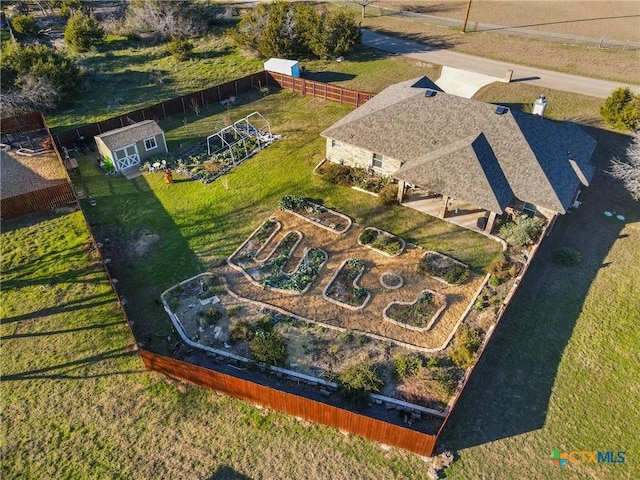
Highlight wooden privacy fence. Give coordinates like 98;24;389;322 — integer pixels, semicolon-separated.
139;349;438;457
267;71;375;107
54;71;271;149
54;71;375;149
1;182;76;220
0;112;46;135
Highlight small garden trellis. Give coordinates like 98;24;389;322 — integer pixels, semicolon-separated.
206;112;276;164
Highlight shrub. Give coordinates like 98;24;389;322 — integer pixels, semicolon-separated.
555;246;582;266
443;265;470;284
205;307;223;325
432;367;459;396
229;319;254;343
339;362;383;403
393;354;422;379
166;35;194;61
64;12;105;52
249;330;287;366
353;287;368;299
227;305;243;317
279;194;307;211
319;163;353;186
359;228;378;245
378;182;398;206
488;253;518;283
498;214;545;247
449;326;482;370
11;15;38;35
600;87;640;131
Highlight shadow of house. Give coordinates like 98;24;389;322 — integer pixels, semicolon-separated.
439;128;635;449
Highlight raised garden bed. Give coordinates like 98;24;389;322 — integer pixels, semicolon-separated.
229;219;281;268
380;271;403;289
358;227;405;257
279;195;351;234
261;247;328;293
384;291;447;331
417;251;470;285
323;259;370;310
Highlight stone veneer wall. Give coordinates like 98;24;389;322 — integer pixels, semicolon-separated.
325;138;402;177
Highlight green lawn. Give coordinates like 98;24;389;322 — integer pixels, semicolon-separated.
73;89;501;345
441;130;640;479
0;210;433;479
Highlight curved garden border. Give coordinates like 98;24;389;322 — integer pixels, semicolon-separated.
281;199;352;235
383;290;447;332
357;227;406;257
419;251;470;286
228;219;282;268
322;258;371;311
379;271;403;289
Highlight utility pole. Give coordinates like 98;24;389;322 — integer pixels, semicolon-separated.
462;0;473;33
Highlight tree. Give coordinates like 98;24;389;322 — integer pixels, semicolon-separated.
124;0;202;41
349;0;379;18
610;131;640;201
1;74;61;116
1;42;80;107
233;2;360;59
64;11;104;52
600;87;640;131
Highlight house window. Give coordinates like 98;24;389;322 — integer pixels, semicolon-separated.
144;137;158;151
372;153;383;169
331;139;342;149
522;202;537;218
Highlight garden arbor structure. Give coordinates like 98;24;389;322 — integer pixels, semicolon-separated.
206;112;275;165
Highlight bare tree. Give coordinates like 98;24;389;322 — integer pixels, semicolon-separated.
189;97;201;116
1;75;60;117
349;0;380;18
610;131;640;201
124;1;197;41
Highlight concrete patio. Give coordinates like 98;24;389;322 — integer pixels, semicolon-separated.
401;192;492;236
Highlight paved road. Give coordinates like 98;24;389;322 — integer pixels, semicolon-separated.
361;30;640;98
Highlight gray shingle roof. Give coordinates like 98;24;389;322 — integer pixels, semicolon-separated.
321;77;597;214
95;120;164;152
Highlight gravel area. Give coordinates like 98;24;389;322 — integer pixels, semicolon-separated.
1;149;67;198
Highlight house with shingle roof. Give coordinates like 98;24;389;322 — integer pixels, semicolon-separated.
94;120;167;173
321;77;597;233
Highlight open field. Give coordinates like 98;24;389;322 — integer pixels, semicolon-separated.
373;1;640;42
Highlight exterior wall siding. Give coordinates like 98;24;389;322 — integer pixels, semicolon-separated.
137;133;167;162
95;138;111;162
325;139;402;177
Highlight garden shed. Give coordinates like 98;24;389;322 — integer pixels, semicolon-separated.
264;58;300;78
94;120;167;173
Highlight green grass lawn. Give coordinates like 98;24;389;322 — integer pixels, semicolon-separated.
440;130;640;479
0;210;434;479
73;89;501;345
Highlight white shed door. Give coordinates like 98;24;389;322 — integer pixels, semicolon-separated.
113;144;140;171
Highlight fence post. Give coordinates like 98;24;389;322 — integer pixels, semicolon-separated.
235;80;238;97
162;102;167;120
181;96;186;114
201;91;205;107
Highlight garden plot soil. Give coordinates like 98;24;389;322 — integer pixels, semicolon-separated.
218;209;483;349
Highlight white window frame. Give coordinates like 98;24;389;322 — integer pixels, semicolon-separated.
144;136;158;151
331;139;342;149
372;152;383;169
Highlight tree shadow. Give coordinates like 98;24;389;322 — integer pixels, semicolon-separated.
439;127;636;449
208;465;252;480
303;71;356;84
2;347;140;381
1;293;116;324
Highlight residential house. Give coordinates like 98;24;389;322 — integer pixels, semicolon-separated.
321;77;597;232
